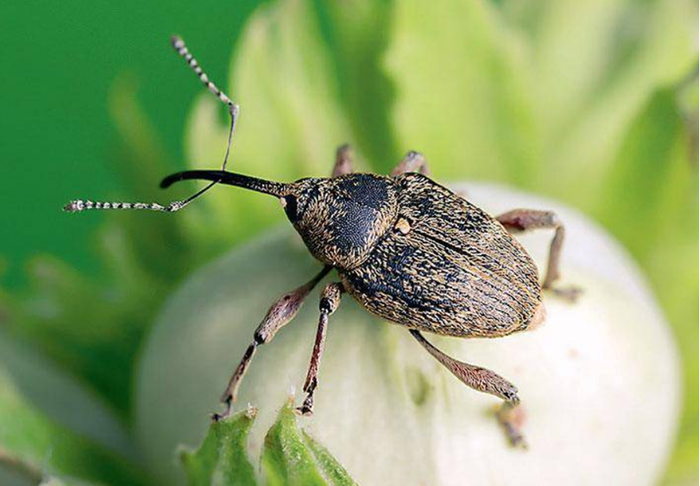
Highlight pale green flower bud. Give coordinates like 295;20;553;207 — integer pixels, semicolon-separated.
136;183;679;486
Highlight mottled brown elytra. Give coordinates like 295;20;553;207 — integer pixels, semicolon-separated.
65;37;579;447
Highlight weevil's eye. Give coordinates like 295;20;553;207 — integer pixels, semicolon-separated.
280;195;298;222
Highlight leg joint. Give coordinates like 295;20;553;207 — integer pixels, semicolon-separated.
253;332;266;345
319;297;334;314
319;282;343;314
498;209;559;231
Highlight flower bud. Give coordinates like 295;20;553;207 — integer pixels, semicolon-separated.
136;183;679;486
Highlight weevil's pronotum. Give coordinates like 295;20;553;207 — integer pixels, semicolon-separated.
65;37;579;446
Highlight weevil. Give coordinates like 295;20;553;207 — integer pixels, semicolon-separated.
65;37;579;446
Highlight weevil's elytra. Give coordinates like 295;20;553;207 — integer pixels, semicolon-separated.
64;37;579;448
337;173;541;339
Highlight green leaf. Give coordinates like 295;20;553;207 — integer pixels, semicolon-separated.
0;330;134;462
594;88;688;257
316;0;397;170
592;87;698;486
301;431;358;486
0;369;147;486
179;400;357;486
261;401;357;486
180;408;257;486
386;0;696;197
261;403;325;486
497;0;697;205
7;256;145;415
106;76;201;280
384;0;540;185
184;0;352;244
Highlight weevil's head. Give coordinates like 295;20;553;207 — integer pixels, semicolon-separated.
160;170;398;270
280;174;398;269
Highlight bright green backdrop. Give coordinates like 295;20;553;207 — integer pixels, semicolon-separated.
0;0;264;287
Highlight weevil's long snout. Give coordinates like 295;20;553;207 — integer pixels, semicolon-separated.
160;170;290;197
63;170;292;214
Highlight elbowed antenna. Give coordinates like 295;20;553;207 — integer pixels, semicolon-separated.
64;36;268;215
64;170;290;214
161;170;289;197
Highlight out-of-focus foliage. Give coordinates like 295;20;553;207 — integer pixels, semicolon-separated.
0;0;696;484
0;368;146;486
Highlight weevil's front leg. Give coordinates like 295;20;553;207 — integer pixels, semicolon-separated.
297;282;344;415
496;209;580;300
495;400;527;449
212;266;331;421
391;150;431;176
409;330;526;447
332;144;354;177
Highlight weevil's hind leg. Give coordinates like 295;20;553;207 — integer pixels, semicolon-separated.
297;282;345;415
391;150;431;176
212;266;331;421
409;330;526;447
331;144;354;177
65;37;240;215
409;330;520;402
497;209;581;301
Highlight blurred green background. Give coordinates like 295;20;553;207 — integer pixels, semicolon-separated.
0;0;697;485
0;0;262;287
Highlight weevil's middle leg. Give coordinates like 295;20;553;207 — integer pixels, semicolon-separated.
332;144;354;177
496;209;581;300
391;150;431;176
297;282;344;415
212;266;331;421
409;330;526;447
